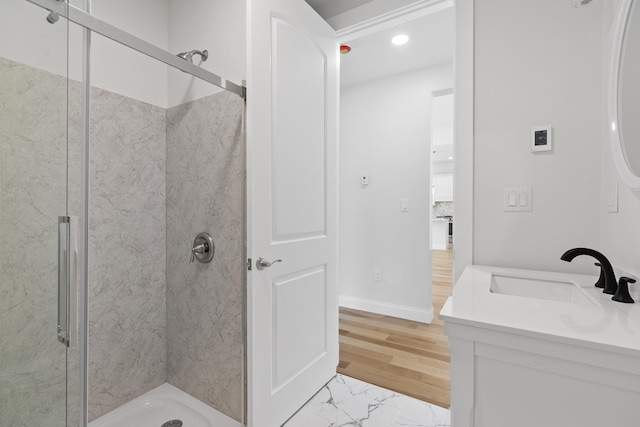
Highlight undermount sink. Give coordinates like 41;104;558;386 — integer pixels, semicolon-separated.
490;273;600;307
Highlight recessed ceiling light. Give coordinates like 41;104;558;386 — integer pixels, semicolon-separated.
391;34;409;46
448;157;453;160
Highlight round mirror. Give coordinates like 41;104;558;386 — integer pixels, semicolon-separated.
610;0;640;190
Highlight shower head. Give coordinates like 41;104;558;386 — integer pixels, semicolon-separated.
176;49;209;64
177;51;191;61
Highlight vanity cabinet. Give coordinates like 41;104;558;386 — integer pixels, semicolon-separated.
441;266;640;427
433;174;453;202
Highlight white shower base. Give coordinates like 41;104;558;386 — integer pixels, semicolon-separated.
89;383;241;427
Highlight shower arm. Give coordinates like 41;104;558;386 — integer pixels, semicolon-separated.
191;50;208;61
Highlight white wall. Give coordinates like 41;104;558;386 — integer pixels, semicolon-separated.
473;0;603;274
339;63;453;322
432;93;453;146
93;0;246;108
0;0;72;79
433;162;453;175
0;0;169;107
93;0;247;108
91;0;170;108
601;0;640;278
1;0;246;109
167;0;246;108
432;92;454;176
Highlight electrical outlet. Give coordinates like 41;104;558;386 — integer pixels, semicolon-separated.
374;269;382;282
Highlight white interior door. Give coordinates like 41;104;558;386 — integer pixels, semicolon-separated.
246;0;338;425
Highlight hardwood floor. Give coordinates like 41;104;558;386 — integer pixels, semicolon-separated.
337;248;453;408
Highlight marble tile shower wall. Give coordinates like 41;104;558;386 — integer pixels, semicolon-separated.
1;57;245;423
166;91;245;422
88;87;168;420
0;57;69;427
89;86;245;420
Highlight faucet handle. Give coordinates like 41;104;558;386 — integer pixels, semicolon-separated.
190;243;206;263
612;276;636;304
594;263;605;289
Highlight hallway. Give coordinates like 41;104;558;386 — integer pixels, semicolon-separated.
337;249;453;408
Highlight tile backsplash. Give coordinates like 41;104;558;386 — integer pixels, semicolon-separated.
433;201;454;218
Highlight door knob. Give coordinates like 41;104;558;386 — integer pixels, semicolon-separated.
256;257;282;270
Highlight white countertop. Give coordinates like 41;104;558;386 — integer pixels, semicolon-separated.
440;265;640;355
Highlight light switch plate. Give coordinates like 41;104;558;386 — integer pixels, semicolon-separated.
504;188;532;212
401;199;409;212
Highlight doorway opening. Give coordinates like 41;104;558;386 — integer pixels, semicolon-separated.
335;2;455;409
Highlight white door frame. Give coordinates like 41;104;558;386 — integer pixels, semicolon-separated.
452;0;474;284
335;0;474;285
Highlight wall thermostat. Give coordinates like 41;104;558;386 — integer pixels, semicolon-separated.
531;125;552;152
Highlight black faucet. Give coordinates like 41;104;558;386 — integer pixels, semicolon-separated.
594;262;606;289
560;248;617;295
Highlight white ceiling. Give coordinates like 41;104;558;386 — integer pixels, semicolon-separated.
339;7;455;88
307;0;456;163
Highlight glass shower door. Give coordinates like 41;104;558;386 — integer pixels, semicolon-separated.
0;0;75;425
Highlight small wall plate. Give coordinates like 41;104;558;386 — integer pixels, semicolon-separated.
531;125;552;152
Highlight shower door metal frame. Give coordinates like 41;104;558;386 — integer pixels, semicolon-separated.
26;0;246;99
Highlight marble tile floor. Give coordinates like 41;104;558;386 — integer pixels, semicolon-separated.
283;374;451;427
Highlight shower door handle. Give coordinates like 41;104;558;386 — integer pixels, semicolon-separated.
58;216;78;348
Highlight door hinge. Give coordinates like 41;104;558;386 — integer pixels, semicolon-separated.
247;258;252;271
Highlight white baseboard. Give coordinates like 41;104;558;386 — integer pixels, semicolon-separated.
339;295;434;323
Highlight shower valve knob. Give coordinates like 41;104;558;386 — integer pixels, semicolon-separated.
190;244;206;263
190;233;214;264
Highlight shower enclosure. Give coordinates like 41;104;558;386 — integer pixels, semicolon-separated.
0;0;246;425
